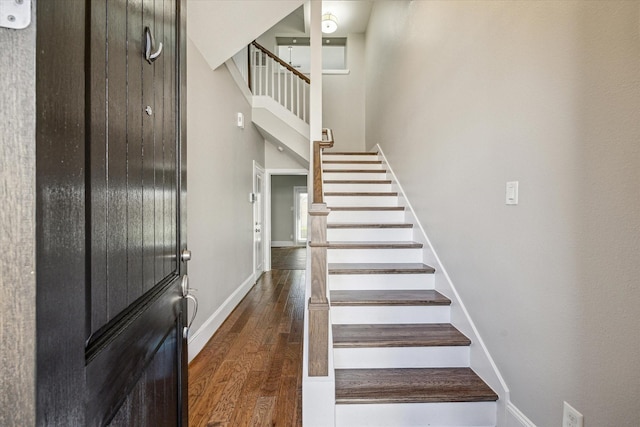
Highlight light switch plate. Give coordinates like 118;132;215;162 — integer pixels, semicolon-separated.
237;112;244;129
562;402;583;427
506;181;519;205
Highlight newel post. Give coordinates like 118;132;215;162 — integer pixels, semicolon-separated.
308;202;330;376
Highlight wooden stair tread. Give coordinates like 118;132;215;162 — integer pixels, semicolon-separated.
324;192;398;196
327;223;413;229
324;180;392;184
333;324;471;348
328;262;434;274
335;368;498;404
324;152;379;155
330;289;450;306
323;169;387;173
328;206;405;211
323;160;382;164
327;241;423;249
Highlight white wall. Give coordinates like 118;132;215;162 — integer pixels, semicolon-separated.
323;33;366;152
265;140;307;169
365;2;640;426
187;38;265;336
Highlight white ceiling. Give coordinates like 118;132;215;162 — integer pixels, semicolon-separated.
273;1;374;38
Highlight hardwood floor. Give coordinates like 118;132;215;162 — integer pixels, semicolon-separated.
188;248;306;427
270;247;306;270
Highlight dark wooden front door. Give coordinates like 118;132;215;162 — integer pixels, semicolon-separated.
36;1;188;426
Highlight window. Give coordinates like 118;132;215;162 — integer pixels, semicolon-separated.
276;37;347;73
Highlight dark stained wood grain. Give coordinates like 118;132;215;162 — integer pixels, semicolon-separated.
335;368;498;404
328;262;435;275
324;192;398;196
323;180;392;184
35;2;87;424
324;152;379;156
333;324;471;348
330;290;451;306
188;267;305;427
327;206;405;211
323;160;383;165
323;169;387;173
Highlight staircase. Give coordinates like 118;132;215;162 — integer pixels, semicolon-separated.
322;151;498;427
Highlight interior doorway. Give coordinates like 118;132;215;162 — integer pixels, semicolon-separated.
264;169;308;271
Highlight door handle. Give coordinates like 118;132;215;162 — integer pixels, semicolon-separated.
144;26;163;64
181;275;198;339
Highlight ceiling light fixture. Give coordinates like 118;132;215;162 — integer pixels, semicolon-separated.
322;13;338;34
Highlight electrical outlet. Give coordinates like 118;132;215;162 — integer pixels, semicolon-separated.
563;402;583;427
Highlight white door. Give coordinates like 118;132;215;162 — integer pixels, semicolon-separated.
254;162;265;279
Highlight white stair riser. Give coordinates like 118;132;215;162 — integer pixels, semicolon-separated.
324;183;393;192
331;306;450;324
323;172;388;181
324;195;399;207
333;346;470;369
323;154;380;162
329;273;435;290
335;402;497;427
323;163;384;170
328;210;406;223
328;248;422;264
327;228;413;242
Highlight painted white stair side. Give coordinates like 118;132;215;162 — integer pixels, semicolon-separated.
327;208;407;223
327;226;413;242
323;181;394;192
323;153;381;162
324;194;399;207
335;402;497;427
327;247;423;264
329;273;435;290
323;162;384;170
324;150;499;427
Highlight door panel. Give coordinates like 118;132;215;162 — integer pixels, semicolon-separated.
36;0;187;425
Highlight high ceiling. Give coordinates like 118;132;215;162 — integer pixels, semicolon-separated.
273;1;374;38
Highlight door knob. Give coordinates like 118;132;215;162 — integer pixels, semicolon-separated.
181;249;192;262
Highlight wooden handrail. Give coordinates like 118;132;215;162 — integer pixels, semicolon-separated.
313;128;334;204
251;41;311;84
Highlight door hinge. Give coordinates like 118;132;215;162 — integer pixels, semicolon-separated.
0;0;31;30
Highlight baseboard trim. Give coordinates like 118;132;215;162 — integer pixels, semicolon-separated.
506;402;536;427
187;274;255;363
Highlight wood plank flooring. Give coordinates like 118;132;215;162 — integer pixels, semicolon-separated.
188;248;306;427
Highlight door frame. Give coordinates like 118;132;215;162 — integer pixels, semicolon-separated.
293;185;309;245
263;168;308;271
253;161;266;282
34;1;188;424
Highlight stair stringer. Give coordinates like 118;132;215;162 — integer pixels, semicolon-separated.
374;144;511;427
252;96;310;167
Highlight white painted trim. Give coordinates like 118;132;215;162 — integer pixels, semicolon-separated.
253;96;310;136
187;274;255;363
375;144;511;412
264;168;309;271
271;240;297;247
253;161;266;281
506;402;537;427
323;69;350;75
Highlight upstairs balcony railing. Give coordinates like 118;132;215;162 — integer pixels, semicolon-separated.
249;41;310;124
